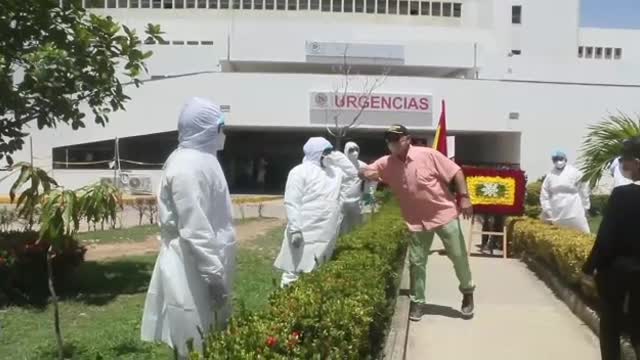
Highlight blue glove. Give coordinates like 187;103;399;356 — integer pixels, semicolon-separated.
362;193;374;205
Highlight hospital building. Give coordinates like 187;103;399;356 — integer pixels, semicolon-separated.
6;0;640;194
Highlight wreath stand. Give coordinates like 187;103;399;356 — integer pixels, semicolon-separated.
467;216;508;259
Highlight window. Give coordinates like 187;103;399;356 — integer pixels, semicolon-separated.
310;0;319;10
431;2;441;16
511;49;521;55
376;0;386;13
201;40;214;45
130;0;139;7
175;0;184;7
159;39;170;45
233;0;241;9
410;1;418;15
420;1;429;15
366;0;375;13
140;0;150;7
242;0;251;8
144;37;157;45
614;48;622;59
321;0;330;11
209;0;218;8
578;46;584;58
220;0;229;8
595;47;603;59
163;0;173;7
604;47;612;59
118;0;127;8
107;0;116;7
198;0;207;7
85;0;105;8
332;0;342;12
442;2;451;16
187;41;199;45
389;0;398;13
512;5;522;24
300;0;309;9
585;47;593;58
288;0;297;10
399;0;408;14
151;0;162;7
172;40;185;45
344;0;353;12
186;0;196;7
355;0;364;12
453;2;461;17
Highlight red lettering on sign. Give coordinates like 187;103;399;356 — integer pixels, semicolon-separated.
346;95;357;108
358;96;369;108
370;96;380;109
381;97;392;109
335;95;345;107
419;98;430;110
407;97;418;110
392;97;403;110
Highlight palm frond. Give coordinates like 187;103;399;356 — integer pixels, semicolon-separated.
579;112;640;188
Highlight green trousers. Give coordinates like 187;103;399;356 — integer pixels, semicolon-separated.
409;219;475;304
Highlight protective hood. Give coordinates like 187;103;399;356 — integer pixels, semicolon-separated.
303;137;332;165
344;141;360;166
177;97;224;154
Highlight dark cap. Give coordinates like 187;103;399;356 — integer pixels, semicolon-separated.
622;136;640;159
384;124;409;141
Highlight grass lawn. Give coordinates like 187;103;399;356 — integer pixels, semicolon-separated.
77;218;261;245
0;225;284;359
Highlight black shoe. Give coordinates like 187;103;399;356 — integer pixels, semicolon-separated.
461;293;475;318
409;302;423;322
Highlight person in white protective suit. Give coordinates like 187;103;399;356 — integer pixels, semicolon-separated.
540;151;591;234
141;97;236;358
610;156;632;188
341;141;377;235
274;137;358;287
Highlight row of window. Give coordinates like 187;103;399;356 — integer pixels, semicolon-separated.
578;46;623;60
512;5;521;24
144;38;215;45
84;0;462;16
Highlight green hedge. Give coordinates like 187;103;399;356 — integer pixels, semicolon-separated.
510;218;597;299
192;202;408;359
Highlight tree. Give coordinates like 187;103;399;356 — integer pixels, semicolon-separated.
0;0;163;165
579;113;640;189
78;181;122;231
325;47;388;150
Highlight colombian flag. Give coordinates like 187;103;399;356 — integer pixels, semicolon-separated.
432;100;448;156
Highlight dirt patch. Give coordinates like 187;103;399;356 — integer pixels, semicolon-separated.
85;218;286;262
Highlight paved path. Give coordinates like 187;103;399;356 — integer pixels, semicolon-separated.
405;222;601;360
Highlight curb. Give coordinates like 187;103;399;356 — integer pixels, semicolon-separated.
383;255;411;360
523;256;636;360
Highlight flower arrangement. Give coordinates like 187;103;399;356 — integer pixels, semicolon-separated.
462;167;526;216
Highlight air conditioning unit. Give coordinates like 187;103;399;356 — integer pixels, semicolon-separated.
99;174;153;195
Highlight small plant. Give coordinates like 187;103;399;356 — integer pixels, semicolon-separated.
78;182;123;231
133;198;147;226
9;163;58;230
0;207;17;232
145;198;158;225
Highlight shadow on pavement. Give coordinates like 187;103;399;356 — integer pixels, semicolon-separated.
421;303;464;319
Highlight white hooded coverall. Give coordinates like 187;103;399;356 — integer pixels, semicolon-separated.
341;141;377;235
274;137;358;286
141;98;237;356
541;164;591;234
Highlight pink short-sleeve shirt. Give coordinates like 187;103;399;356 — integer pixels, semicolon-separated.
364;146;461;232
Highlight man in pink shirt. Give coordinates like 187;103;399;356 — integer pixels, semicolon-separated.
361;124;475;321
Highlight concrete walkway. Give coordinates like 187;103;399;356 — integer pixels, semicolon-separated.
405;236;601;359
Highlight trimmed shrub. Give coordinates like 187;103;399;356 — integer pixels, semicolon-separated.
0;231;86;305
510;217;594;291
193;202;408;359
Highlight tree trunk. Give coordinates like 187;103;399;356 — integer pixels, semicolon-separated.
47;246;64;360
334;135;343;151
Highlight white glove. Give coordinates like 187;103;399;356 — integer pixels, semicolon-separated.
290;232;304;249
208;276;228;309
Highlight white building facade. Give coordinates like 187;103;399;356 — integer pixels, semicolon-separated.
5;0;640;194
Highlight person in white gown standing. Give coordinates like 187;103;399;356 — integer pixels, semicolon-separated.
274;137;358;287
340;141;377;235
140;97;236;358
540;151;591;233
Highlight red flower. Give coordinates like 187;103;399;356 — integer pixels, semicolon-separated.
287;331;301;349
266;336;278;348
291;331;301;340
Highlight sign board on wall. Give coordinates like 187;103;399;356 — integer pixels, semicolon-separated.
309;92;433;127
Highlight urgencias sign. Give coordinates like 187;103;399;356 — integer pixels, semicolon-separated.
309;92;434;127
311;92;432;113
